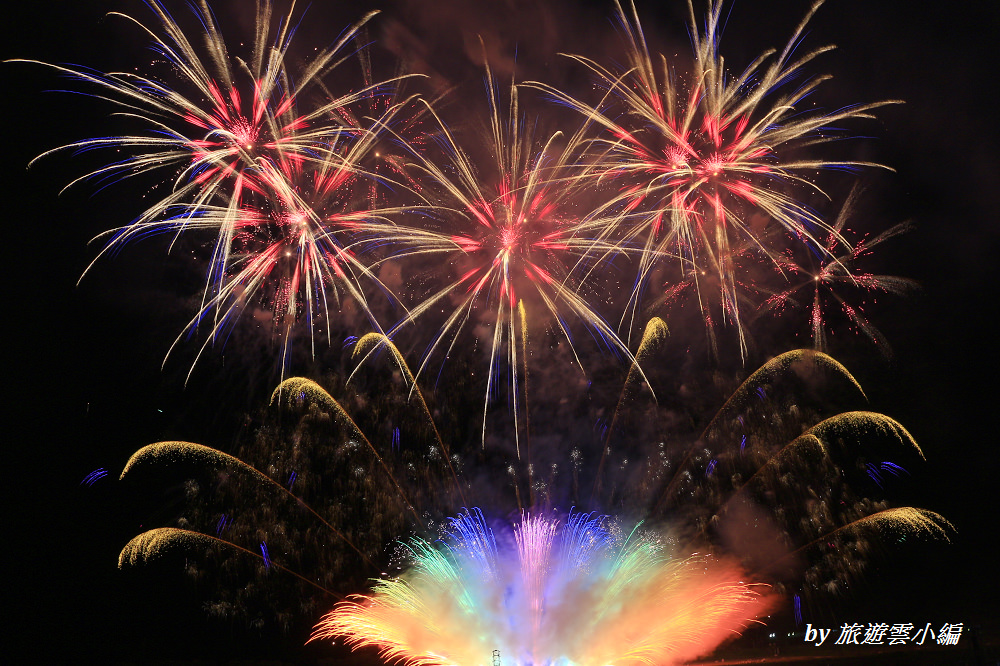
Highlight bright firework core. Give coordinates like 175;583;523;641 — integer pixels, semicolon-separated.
312;510;773;666
454;201;565;305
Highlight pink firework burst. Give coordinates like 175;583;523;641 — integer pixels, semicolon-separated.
18;0;424;374
529;0;898;355
371;67;641;453
756;185;917;355
173;122;421;377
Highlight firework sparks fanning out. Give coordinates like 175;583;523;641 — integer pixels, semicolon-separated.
14;0;909;377
529;0;899;354
113;351;953;644
378;68;643;452
756;185;918;353
166;120;419;376
16;0;422;374
311;509;773;666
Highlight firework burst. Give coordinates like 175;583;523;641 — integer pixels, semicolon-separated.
756;185;917;354
167;118;422;377
529;0;899;355
15;0;423;375
372;66;643;453
13;0;911;376
19;0;955;657
21;0;385;226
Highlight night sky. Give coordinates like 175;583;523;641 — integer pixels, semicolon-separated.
4;0;998;663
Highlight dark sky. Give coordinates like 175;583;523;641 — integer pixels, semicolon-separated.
4;0;998;663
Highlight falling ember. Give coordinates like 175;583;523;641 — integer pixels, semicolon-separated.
311;510;773;666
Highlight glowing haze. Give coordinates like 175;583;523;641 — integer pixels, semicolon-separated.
311;509;773;666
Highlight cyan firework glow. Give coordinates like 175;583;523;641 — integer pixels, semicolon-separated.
311;509;773;666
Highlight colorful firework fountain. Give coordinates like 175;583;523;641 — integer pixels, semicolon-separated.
311;510;773;666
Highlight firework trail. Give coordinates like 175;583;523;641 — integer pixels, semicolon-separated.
350;333;468;506
311;509;773;666
528;0;899;356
